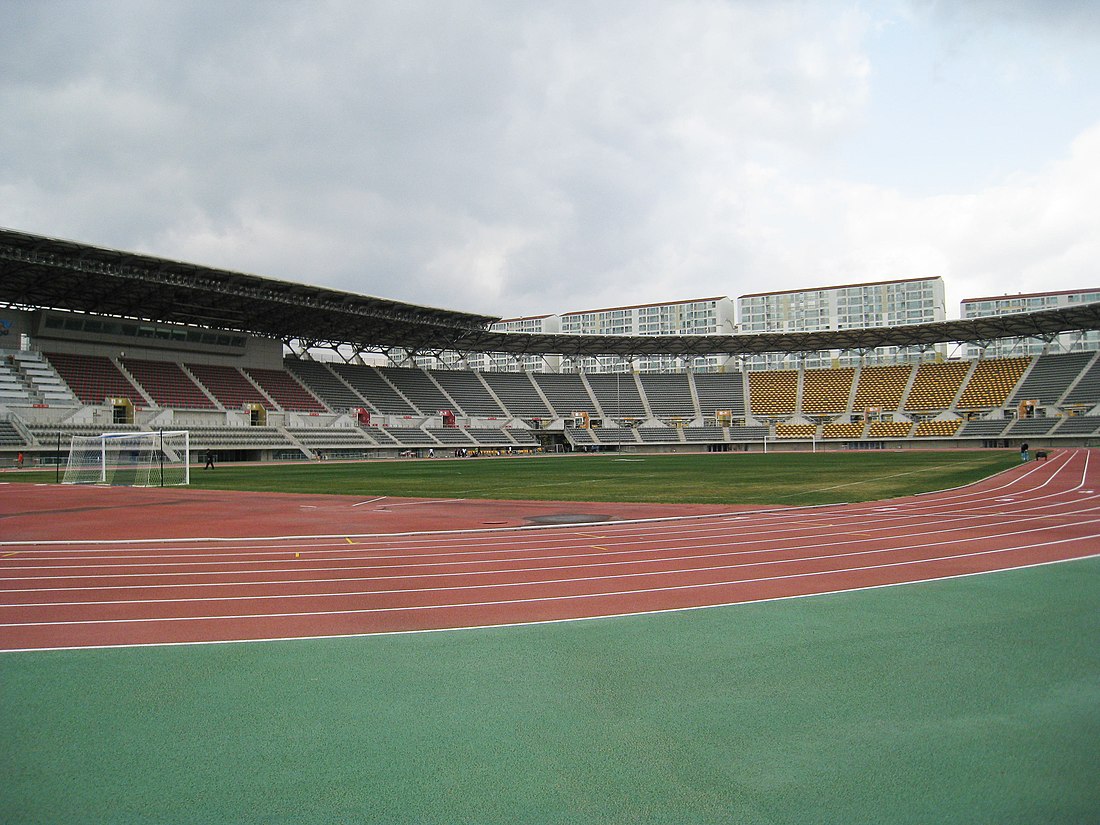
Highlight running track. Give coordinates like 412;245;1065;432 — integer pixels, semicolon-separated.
2;449;1099;651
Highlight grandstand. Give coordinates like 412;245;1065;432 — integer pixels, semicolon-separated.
3;227;1100;467
5;342;1099;464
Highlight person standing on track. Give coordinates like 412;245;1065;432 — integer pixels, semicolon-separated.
1020;442;1030;462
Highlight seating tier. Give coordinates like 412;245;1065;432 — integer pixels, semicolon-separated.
748;370;798;417
44;352;144;406
122;358;216;409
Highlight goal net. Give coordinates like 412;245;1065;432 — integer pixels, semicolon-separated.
63;430;190;487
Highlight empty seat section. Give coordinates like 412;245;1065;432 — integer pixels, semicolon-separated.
692;373;746;418
868;421;913;438
44;351;144;405
0;421;28;446
905;362;970;411
639;373;695;418
682;426;726;442
1054;415;1100;434
915;419;961;437
285;358;366;412
958;419;1008;438
284;427;374;448
532;373;596;417
332;364;416;415
854;365;913;412
565;427;595;445
466;428;516;446
506;429;539;446
592;428;639;444
122;358;216;409
424;428;476;445
429;370;505;417
821;422;863;439
28;423;140;446
728;425;769;440
480;372;551;418
801;368;854;415
1004;418;1056;436
379;367;453;415
638;427;682;443
246;367;327;412
585;374;646;418
5;350;78;404
776;423;816;439
383;427;438;446
1062;359;1100;407
748;370;798;417
187;363;269;409
361;426;398;445
1010;352;1094;406
0;358;29;404
185;426;292;450
956;358;1030;410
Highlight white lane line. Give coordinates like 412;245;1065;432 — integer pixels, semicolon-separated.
6;495;1100;580
4;553;1097;654
9;517;1100;609
3;535;1096;630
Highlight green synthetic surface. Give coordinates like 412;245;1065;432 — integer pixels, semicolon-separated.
7;450;1022;505
3;556;1098;824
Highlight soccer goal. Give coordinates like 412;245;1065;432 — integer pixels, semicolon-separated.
62;430;190;487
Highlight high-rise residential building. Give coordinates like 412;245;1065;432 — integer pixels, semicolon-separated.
961;288;1100;358
737;277;947;370
410;314;562;372
485;315;562;372
558;297;736;373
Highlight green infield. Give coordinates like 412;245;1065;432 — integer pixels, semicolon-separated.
2;556;1097;824
3;449;1015;505
7;450;1022;505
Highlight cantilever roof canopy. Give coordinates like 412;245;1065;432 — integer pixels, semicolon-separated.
3;227;1099;357
0;228;497;352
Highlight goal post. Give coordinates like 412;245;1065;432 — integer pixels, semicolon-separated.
63;430;190;487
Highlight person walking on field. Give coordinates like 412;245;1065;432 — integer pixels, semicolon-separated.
204;449;215;469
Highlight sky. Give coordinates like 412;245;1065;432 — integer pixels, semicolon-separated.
2;0;1099;321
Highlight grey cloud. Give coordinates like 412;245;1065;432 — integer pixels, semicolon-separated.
0;2;906;317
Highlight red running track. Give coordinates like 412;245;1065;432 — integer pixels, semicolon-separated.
2;449;1099;651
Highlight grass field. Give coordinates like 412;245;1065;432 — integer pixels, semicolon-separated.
189;451;1022;505
9;449;1022;505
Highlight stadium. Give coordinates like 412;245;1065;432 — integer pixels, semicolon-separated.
3;227;1100;467
2;227;1099;823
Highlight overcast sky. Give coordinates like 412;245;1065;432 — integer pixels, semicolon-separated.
2;0;1099;321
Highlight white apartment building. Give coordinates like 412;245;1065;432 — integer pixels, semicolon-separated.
738;277;947;370
558;297;736;373
410;315;562;372
484;315;562;372
961;288;1100;358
